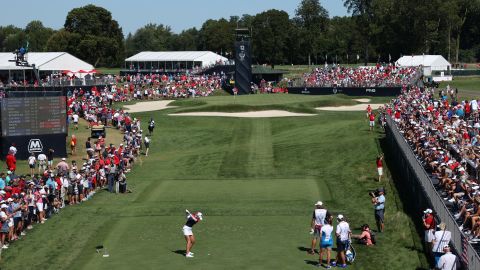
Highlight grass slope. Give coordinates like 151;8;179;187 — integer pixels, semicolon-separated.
1;95;426;270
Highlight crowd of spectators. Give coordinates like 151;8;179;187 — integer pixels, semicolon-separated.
2;72;226;97
302;64;420;88
389;85;480;251
0;85;151;250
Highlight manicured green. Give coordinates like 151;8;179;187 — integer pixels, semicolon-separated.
0;94;427;270
439;76;480;100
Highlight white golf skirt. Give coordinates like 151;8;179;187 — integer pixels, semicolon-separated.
182;225;193;236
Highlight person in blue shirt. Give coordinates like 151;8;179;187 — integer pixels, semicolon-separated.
0;173;5;190
46;176;56;190
372;188;385;233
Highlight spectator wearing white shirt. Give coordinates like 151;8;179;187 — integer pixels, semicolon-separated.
334;214;351;268
436;245;457;270
37;153;47;173
432;223;452;265
27;153;36;176
72;112;79;130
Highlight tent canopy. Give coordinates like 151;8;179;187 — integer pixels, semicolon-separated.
0;52;94;72
395;55;451;71
125;51;227;67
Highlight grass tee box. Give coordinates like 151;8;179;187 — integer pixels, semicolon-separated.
0;94;426;270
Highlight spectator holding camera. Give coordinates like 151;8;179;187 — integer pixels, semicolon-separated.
371;188;385;233
376;154;384;182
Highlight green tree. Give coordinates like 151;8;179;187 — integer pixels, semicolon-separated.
343;0;374;65
0;25;23;52
252;9;292;66
126;23;173;56
198;18;235;55
295;0;329;65
24;20;55;51
63;5;124;67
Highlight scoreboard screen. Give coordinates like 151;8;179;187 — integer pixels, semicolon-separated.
1;96;67;136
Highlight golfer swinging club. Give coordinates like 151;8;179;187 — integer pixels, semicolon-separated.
183;209;203;258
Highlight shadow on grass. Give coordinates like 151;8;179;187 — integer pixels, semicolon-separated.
303;260;318;266
378;134;430;269
172;250;186;256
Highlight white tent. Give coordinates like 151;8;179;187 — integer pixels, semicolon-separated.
0;52;95;73
125;51;227;70
395;55;451;71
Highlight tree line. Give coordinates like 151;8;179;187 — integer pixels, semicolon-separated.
0;0;479;67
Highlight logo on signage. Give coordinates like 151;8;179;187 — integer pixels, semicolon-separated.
366;88;376;93
239;45;246;61
301;88;310;94
28;139;43;153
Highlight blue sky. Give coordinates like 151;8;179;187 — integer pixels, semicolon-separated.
0;0;347;35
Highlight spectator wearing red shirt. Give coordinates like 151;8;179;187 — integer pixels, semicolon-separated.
423;208;436;256
6;150;16;172
369;112;376;131
376;154;384;182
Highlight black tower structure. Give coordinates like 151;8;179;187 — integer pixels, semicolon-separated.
234;28;252;95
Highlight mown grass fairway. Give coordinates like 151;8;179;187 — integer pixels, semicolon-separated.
1;95;426;269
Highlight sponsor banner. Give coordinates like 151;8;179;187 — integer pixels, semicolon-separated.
1;134;67;160
287;87;401;97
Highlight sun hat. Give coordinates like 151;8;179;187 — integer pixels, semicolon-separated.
315;201;323;206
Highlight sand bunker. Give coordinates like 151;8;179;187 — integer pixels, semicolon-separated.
316;104;384;111
124;100;175;113
170;110;315;118
354;98;371;103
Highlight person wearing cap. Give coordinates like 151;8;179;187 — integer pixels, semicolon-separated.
372;188;385;233
318;215;334;268
334;214;351;268
436;245;458;270
309;201;330;255
183;210;203;258
432;223;452;266
56;158;69;175
423;208;436;256
148;118;155;136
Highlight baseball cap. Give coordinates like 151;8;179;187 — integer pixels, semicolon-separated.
423;208;433;214
62;158;66;161
315;201;323;206
7;198;13;202
443;244;450;249
337;214;344;221
0;204;7;209
197;212;203;220
377;187;385;193
7;171;11;174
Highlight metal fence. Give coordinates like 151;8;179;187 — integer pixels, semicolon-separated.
385;116;480;269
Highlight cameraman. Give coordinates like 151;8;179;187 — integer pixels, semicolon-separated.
371;188;385;233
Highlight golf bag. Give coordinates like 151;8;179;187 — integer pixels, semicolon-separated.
346;243;356;263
